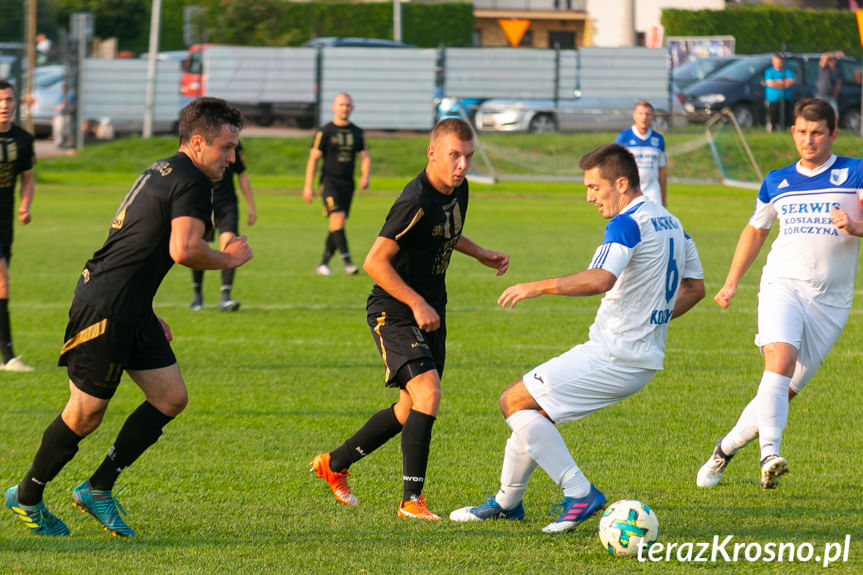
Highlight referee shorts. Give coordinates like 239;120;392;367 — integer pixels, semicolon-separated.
522;340;656;425
368;311;444;388
755;281;848;394
58;298;177;399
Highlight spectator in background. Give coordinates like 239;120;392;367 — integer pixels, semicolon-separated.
816;51;844;119
764;53;794;132
35;34;53;66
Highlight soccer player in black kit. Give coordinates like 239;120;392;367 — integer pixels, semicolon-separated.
303;92;371;275
311;118;509;520
0;80;36;373
190;141;257;312
4;98;253;537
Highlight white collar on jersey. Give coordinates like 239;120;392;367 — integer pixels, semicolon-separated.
630;125;653;140
795;153;837;177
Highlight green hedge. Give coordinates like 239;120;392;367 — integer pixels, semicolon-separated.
662;5;863;57
200;0;474;48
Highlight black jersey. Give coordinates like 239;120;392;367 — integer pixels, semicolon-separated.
312;121;367;190
367;170;469;315
212;142;246;209
75;152;214;322
0;125;34;223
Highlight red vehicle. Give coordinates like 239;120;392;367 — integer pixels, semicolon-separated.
180;44;212;102
179;44;317;127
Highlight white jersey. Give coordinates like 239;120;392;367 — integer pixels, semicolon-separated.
750;154;863;308
587;197;703;369
615;126;667;204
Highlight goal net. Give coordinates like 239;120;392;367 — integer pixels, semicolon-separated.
465;107;762;190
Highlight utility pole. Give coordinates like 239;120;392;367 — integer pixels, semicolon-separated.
143;0;162;138
25;0;36;134
393;0;402;43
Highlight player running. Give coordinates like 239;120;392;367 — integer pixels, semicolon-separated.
4;98;252;537
697;98;863;490
311;118;509;520
451;143;704;532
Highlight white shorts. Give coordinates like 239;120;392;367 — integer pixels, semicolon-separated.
522;340;656;424
756;282;849;393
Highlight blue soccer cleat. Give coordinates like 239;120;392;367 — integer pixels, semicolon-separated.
449;495;525;522
72;481;135;538
542;484;607;533
5;485;70;536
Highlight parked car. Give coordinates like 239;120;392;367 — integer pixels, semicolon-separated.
29;65;66;138
474;96;676;133
673;55;739;92
681;53;862;130
302;37;417;48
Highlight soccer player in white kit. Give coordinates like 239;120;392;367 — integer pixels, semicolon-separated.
697;98;863;490
450;144;704;533
615;101;667;206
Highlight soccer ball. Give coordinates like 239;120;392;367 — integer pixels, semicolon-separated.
598;499;660;557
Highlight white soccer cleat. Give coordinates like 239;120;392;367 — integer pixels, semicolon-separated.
760;455;788;490
344;263;359;275
696;440;733;488
315;264;333;276
1;356;34;373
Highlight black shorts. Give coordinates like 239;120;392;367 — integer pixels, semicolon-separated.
204;199;239;242
58;298;176;399
321;180;355;217
0;219;12;262
368;310;445;388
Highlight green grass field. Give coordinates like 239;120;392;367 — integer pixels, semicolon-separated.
1;135;861;573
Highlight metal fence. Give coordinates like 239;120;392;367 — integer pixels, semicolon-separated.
75;45;670;135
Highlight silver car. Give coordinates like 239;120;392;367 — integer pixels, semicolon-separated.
29;65;66;137
474;96;676;133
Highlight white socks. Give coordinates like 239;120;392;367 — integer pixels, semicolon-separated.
494;432;537;510
500;410;590;502
755;371;791;460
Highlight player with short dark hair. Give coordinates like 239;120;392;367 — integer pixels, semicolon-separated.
697;98;863;490
0;79;36;373
4;97;253;537
311;118;509;520
190;141;256;311
303;93;371;275
614;100;667;206
451;143;704;532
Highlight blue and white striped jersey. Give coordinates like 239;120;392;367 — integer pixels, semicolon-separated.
615;127;667;205
587;197;703;369
751;154;863;308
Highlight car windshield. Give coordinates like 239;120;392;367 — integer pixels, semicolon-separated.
710;57;770;82
674;58;735;82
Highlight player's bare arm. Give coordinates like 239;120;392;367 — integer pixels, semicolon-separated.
303;149;323;202
18;168;34;224
671;277;706;319
498;268;616;309
830;206;863;237
714;224;770;309
658;166;668;207
359;150;371;190
364;235;439;331
454;235;509;276
170;216;253;270
238;172;256;226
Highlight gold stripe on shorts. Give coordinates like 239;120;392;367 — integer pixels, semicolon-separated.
60;319;107;355
373;312;390;382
